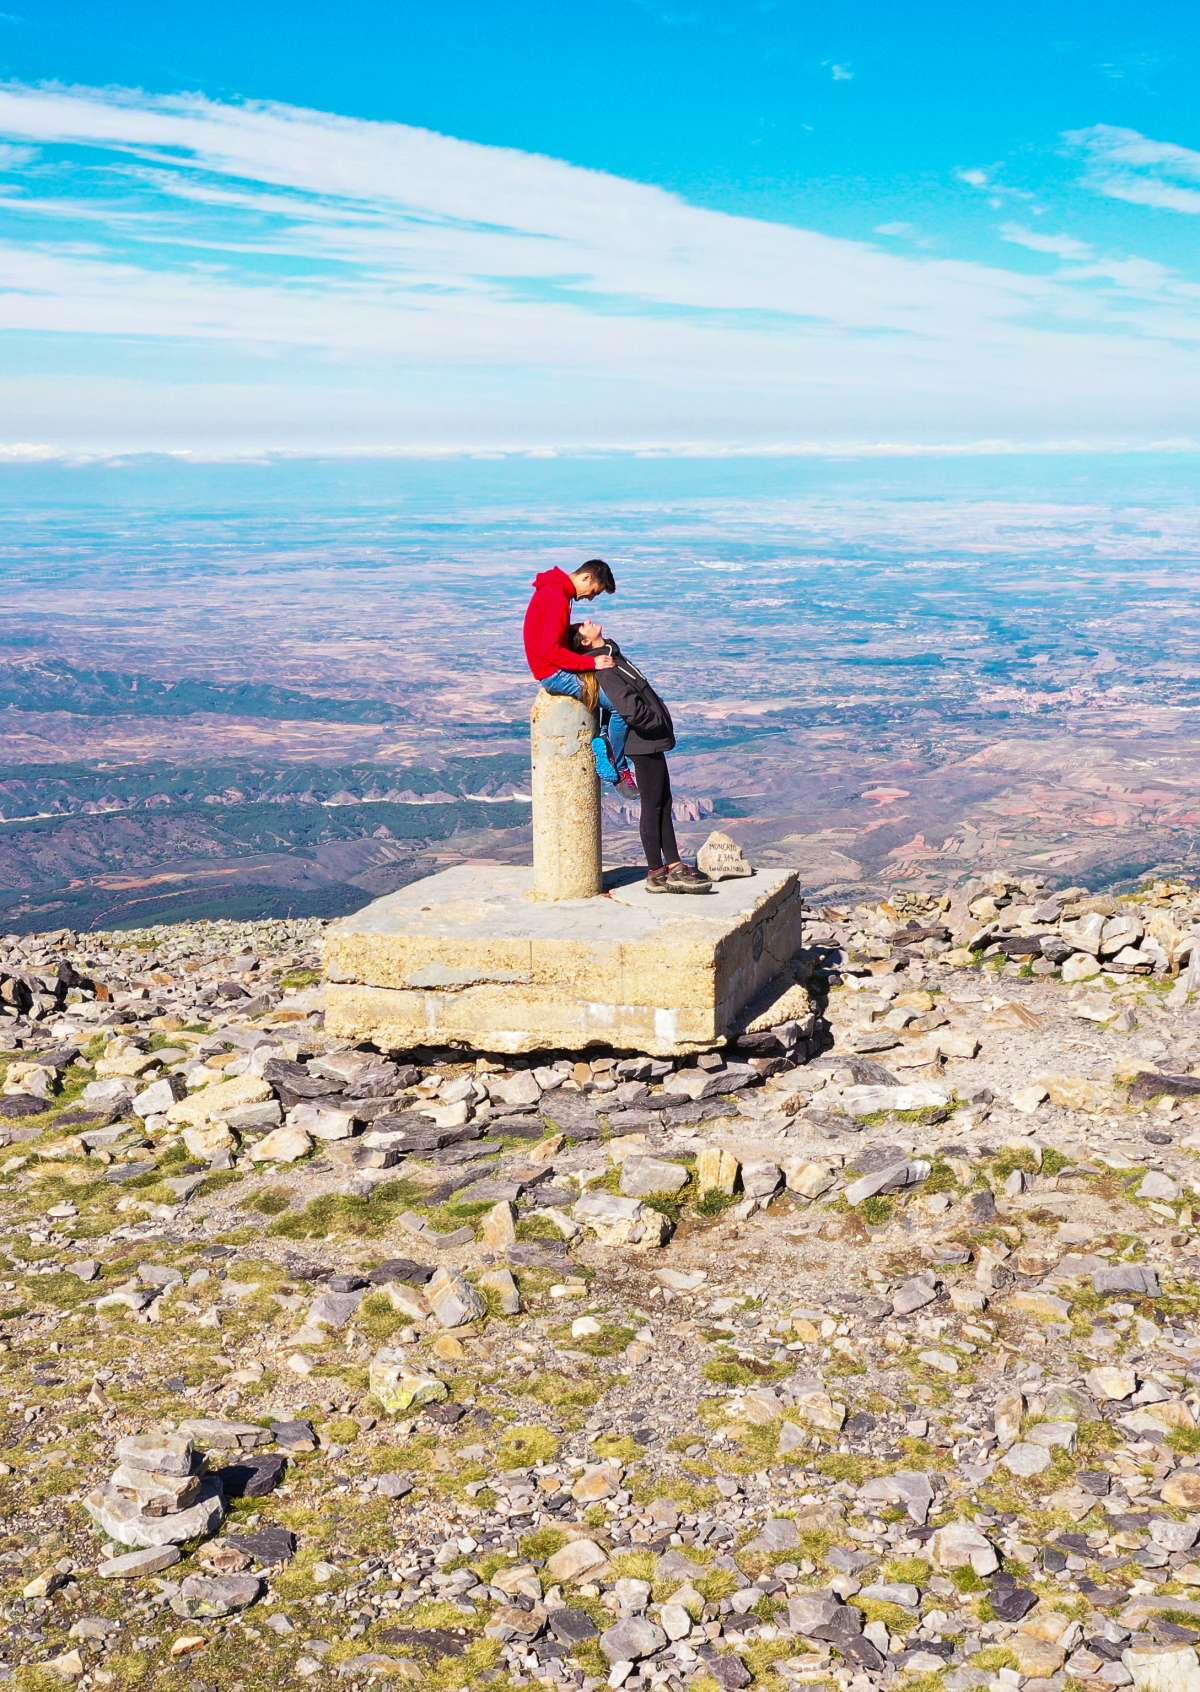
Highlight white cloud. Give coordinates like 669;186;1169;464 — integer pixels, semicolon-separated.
1091;177;1200;215
0;85;1196;450
0;140;33;168
957;167;990;188
827;62;854;81
1000;223;1093;260
1068;124;1200;215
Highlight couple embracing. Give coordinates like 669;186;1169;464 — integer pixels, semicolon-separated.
522;558;712;894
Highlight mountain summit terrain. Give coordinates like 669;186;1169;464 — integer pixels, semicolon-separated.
3;873;1200;1690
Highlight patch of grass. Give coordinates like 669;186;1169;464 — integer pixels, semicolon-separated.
522;1370;607;1412
519;1525;570;1562
851;1595;916;1632
1168;1427;1200;1455
243;1186;292;1215
815;1452;884;1484
515;1213;563;1242
695;1187;739;1218
594;1432;643;1462
609;1549;658;1582
885;1556;932;1584
356;1290;415;1344
193;1169;243;1199
701;1352;791;1387
279;968;321;988
923;1158;960;1196
551;1318;636;1357
972;1646;1018;1671
266;1177;433;1240
496;1424;561;1467
320;1415;361;1444
693;1565;741;1603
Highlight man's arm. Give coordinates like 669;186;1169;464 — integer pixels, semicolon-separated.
569;621;614;668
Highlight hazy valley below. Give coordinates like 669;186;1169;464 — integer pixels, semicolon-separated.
3;452;1199;934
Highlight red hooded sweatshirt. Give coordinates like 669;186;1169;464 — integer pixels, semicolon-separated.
522;568;597;680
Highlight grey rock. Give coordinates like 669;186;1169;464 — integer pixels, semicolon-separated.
740;1159;782;1199
132;1074;187;1117
743;1517;801;1553
226;1527;297;1565
599;1616;667;1663
97;1546;182;1580
177;1417;270;1451
549;1608;599;1644
893;1272;939;1315
425;1266;486;1329
83;1480;224;1548
110;1462;202;1516
787;1592;841;1634
1095;1266;1161;1297
620;1155;690;1198
113;1433;197;1478
170;1573;263;1618
309;1288;366;1329
845;1159;931;1205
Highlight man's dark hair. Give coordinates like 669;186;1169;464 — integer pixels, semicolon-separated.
579;557;616;594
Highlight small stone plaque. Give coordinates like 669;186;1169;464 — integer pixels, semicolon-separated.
697;830;753;881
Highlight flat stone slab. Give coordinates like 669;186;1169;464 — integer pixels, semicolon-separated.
324;863;804;1056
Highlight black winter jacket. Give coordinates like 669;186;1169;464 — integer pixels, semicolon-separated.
596;641;676;756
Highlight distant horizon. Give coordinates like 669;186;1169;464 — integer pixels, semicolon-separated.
4;438;1200;469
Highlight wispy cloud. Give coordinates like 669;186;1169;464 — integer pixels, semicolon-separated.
1068;124;1200;215
0;85;1196;451
956;164;1038;209
825;61;854;81
1000;224;1092;260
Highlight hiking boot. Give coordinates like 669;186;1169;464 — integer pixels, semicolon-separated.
665;862;712;893
645;866;671;894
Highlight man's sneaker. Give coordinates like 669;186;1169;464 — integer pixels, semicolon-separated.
618;766;638;794
665;861;712;894
645;866;671;893
591;735;619;785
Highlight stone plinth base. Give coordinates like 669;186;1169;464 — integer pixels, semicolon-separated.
323;864;804;1057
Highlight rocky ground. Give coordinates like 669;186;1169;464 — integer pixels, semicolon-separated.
5;876;1200;1692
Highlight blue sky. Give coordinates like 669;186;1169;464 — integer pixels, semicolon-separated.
0;0;1197;458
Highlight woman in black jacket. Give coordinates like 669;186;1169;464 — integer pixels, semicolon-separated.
577;633;711;894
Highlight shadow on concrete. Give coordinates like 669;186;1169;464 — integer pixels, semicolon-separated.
603;865;652;892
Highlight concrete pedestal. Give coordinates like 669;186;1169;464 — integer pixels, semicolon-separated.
324;864;804;1057
530;690;602;901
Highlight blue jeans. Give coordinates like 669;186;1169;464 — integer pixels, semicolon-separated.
540;670;629;771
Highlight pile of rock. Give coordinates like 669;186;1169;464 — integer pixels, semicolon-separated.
82;1432;223;1571
830;872;1200;996
0;948;94;1026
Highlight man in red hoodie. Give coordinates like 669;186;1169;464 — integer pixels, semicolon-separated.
523;558;633;788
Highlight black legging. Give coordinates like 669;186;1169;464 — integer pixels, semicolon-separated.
631;753;680;870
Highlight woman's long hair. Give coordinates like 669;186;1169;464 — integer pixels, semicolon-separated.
579;671;600;713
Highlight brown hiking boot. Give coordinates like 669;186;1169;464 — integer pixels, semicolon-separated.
665;862;712;893
645;866;671;893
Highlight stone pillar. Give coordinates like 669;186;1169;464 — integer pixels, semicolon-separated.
530;690;603;901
